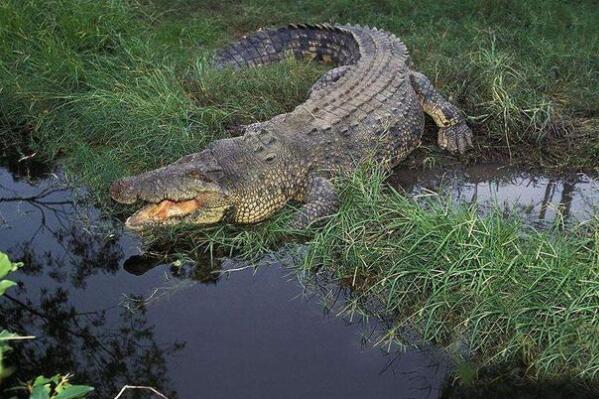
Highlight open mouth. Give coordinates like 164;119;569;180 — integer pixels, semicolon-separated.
109;163;229;230
123;191;229;230
125;197;204;229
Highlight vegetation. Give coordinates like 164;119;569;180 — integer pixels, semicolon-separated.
1;0;598;384
0;252;25;384
0;252;94;399
1;0;597;195
305;166;599;379
19;375;94;399
143;164;599;380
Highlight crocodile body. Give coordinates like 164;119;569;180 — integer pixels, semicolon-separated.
110;23;473;229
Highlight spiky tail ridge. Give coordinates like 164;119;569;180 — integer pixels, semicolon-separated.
213;23;360;69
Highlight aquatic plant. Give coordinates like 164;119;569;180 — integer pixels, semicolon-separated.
0;252;94;399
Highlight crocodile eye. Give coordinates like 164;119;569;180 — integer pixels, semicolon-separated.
264;153;277;163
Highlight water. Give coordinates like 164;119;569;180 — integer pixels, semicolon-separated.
390;163;598;226
1;157;597;398
0;161;446;398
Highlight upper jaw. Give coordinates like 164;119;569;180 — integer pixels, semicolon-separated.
109;154;224;205
110;174;221;205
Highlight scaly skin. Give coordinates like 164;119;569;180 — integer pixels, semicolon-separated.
110;23;473;229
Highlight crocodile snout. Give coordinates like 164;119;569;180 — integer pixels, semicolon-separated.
110;178;139;204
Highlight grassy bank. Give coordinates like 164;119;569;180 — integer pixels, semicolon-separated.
1;0;598;187
142;164;599;380
1;0;599;383
306;166;599;379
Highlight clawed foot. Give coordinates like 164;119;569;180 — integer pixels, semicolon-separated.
437;121;473;155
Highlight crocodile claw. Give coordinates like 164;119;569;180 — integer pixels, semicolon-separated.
437;121;473;155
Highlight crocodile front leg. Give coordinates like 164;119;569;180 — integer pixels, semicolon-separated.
409;71;473;154
291;176;339;229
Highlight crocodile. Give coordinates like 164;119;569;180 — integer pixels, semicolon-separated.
110;23;473;229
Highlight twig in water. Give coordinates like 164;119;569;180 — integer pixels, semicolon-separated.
213;263;255;277
0;335;36;341
114;385;170;399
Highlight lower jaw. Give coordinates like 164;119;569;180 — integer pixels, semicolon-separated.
123;198;202;229
124;207;228;230
124;216;180;230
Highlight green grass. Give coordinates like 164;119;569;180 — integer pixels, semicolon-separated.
1;0;598;187
1;0;599;383
137;163;599;381
305;166;599;379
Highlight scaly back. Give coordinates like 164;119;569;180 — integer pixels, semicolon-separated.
212;24;418;179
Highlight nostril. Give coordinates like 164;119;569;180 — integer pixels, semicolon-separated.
110;179;137;204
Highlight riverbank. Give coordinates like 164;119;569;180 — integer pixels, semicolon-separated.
1;0;598;386
1;0;597;189
140;162;599;382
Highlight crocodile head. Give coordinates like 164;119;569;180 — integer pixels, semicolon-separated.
110;150;231;230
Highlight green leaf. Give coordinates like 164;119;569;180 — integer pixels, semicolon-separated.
0;253;13;280
33;376;53;387
54;385;94;399
0;252;22;280
0;279;17;295
29;383;51;399
50;374;63;384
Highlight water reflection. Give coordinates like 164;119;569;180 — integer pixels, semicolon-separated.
390;164;598;227
0;163;182;398
0;133;52;182
0;161;448;399
2;289;181;398
1;155;598;399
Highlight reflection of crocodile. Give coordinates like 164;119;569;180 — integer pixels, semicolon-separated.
110;23;472;229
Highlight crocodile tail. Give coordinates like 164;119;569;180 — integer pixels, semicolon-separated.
213;23;360;69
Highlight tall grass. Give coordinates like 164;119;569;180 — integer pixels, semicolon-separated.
1;0;598;190
304;165;599;379
1;0;598;381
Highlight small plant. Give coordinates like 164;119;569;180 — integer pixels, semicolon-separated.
0;252;22;296
0;252;24;382
0;252;94;398
21;374;93;399
0;330;21;383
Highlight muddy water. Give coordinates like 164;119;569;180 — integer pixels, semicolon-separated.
1;158;597;399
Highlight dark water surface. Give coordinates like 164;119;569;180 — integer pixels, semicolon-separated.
1;158;597;398
0;161;446;398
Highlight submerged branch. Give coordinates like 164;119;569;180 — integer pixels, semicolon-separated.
114;385;170;399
